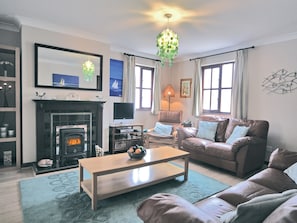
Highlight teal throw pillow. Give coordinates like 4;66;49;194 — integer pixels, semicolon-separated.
154;122;172;136
220;189;297;223
284;162;297;183
226;125;249;145
197;121;218;141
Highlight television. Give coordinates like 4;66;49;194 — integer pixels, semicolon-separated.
113;102;134;123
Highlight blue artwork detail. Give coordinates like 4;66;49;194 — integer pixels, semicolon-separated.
52;74;79;88
110;59;123;97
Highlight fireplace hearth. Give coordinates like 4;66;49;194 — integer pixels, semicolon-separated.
33;99;105;174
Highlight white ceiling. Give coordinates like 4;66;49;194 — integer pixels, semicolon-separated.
1;0;297;60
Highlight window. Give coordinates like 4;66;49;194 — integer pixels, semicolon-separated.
202;62;234;113
135;65;154;110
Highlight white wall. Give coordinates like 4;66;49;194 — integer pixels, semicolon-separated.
248;39;297;151
170;40;297;152
21;28;170;164
21;25;110;163
109;51;168;129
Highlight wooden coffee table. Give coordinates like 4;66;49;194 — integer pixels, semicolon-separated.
79;146;190;210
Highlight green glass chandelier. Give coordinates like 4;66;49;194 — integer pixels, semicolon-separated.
156;13;179;66
82;60;95;81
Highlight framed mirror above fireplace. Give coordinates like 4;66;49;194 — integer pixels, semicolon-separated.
35;43;103;91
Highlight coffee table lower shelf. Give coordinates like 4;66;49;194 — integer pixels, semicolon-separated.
80;162;185;205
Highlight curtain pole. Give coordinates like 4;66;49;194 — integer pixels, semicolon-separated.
123;53;161;62
189;46;255;61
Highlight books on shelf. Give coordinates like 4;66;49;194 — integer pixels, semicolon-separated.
3;150;12;166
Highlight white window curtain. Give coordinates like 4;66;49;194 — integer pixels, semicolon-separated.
231;49;248;119
123;55;135;103
192;59;203;117
151;61;161;114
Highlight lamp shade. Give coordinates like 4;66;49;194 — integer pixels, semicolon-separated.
163;84;175;97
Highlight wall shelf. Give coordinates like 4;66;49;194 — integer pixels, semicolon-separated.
0;44;20;169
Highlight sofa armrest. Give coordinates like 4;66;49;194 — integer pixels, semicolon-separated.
231;136;264;152
268;148;297;171
235;137;267;177
230;137;250;152
177;127;197;148
137;193;219;223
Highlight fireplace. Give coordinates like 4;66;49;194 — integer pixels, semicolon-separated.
33;99;105;174
51;112;92;167
59;127;86;166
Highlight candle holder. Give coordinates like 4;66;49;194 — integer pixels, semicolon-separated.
35;91;46;99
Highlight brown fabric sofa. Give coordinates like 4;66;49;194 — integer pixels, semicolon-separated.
177;116;269;177
137;148;297;223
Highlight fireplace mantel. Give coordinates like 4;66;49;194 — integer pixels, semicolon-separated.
33;99;105;173
33;99;106;104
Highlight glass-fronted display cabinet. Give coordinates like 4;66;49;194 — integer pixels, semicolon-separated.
0;44;20;168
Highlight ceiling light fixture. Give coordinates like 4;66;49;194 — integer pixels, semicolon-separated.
82;60;95;81
156;13;179;66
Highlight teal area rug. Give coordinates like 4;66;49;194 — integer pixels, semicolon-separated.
20;167;229;223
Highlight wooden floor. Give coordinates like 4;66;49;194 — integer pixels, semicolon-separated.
0;167;34;223
0;159;242;223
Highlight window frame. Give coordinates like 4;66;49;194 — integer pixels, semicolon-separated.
135;65;154;110
202;62;234;114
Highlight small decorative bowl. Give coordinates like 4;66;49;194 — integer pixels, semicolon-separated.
127;148;146;160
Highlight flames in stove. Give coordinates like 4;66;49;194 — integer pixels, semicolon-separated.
67;138;82;146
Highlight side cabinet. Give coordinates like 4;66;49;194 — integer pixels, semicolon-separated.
109;124;143;154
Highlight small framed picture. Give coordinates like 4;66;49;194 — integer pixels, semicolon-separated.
180;78;192;98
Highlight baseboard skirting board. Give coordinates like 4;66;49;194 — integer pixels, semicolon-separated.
21;162;34;168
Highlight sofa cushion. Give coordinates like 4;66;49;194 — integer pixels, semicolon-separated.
137;193;219;223
182;137;212;152
248;168;297;192
263;194;297;223
284;162;297;183
245;120;269;139
217;192;250;207
154;122;172;136
268;148;297;171
199;116;229;142
215;119;229;142
226;126;249;145
225;118;249;140
194;197;235;220
197;121;218;141
217;181;276;206
158;110;182;123
205;143;235;161
220;189;297;223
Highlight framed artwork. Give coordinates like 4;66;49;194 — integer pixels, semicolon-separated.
52;74;79;88
180;78;192;98
110;59;123;97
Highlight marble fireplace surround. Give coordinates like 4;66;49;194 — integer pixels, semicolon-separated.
33;99;105;174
